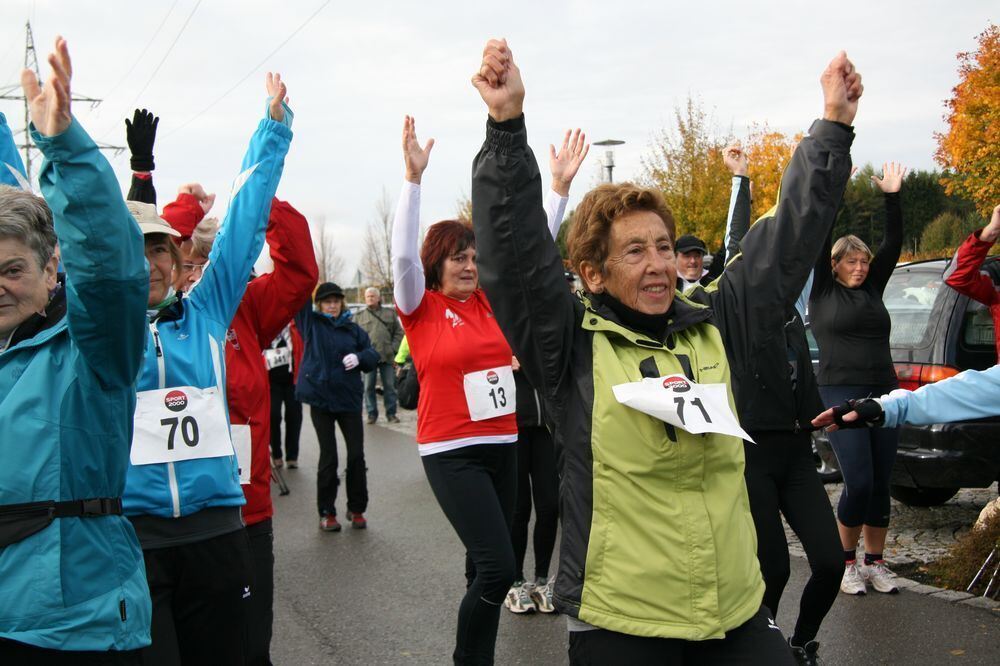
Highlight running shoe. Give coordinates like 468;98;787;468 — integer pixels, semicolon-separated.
503;581;536;614
530;577;556;613
272;457;284;469
319;514;341;532
366;415;378;424
840;561;866;595
387;415;401;424
864;560;899;594
286;459;298;469
345;511;367;529
789;639;822;666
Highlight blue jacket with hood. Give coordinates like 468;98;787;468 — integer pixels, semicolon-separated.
124;108;292;520
0;119;151;650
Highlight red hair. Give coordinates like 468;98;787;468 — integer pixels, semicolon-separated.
420;219;476;291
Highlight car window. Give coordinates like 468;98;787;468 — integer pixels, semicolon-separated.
883;267;943;348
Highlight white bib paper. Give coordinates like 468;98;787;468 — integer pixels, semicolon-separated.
264;346;291;370
612;374;754;443
132;385;236;465
463;365;517;422
231;424;252;485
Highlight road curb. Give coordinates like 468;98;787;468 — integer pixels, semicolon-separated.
896;575;1000;613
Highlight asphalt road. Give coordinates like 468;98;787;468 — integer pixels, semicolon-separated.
269;412;999;665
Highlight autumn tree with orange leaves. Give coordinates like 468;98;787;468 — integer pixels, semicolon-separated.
935;23;1000;217
641;97;799;249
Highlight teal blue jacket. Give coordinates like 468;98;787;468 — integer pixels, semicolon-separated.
0;111;28;188
0;119;151;650
880;365;1000;427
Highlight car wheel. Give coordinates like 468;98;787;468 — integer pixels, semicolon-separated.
811;432;842;484
889;485;960;507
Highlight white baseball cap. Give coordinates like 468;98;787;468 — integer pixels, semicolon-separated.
126;200;181;237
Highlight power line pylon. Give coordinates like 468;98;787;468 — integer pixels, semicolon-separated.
0;21;124;182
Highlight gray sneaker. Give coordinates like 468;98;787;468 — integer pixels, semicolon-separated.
503;581;536;614
840;562;867;595
530;577;555;613
864;560;899;594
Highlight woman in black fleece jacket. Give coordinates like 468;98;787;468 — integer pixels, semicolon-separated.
809;162;905;598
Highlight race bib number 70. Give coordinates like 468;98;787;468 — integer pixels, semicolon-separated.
612;374;754;442
132;386;236;466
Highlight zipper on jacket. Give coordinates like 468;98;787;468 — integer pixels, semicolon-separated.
533;389;542;428
150;321;182;518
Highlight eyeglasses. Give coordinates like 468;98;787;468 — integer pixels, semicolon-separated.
181;263;207;275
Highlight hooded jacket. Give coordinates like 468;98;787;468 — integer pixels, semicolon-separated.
216;199;316;527
124;112;292;528
295;308;379;413
944;229;1000;361
0;119;151;651
471;114;851;639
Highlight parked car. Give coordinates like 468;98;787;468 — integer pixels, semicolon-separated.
807;258;1000;506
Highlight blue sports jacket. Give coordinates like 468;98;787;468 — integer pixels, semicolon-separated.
880;365;1000;428
0;111;29;188
124;109;292;519
0;119;151;650
295;307;379;413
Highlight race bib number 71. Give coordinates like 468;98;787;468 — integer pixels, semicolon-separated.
132;386;236;466
612;374;754;442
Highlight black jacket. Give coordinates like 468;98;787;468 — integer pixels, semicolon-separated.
687;123;854;432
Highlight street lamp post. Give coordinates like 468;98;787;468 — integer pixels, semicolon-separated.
594;139;625;183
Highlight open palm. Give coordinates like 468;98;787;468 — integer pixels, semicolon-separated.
402;115;434;184
22;37;72;137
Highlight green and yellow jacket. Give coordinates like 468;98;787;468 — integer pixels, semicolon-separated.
471;113;852;639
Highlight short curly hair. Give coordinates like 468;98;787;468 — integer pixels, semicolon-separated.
0;185;56;269
421;219;476;291
566;183;676;276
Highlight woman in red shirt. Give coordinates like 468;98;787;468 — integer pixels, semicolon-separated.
391;116;517;665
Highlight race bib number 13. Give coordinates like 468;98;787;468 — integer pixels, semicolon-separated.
132;386;236;466
463;366;516;422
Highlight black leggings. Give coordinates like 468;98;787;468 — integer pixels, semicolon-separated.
310;408;367;516
744;431;842;645
568;605;794;665
820;385;900;528
269;378;302;462
511;426;559;582
422;444;517;666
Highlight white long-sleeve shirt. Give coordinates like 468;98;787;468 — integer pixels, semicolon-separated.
391;180;568;315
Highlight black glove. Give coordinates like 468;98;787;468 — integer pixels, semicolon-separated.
125;108;159;172
831;398;884;429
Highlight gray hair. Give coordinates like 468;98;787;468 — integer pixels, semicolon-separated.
0;185;56;268
190;216;220;259
365;287;381;297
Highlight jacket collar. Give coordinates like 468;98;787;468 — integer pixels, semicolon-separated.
580;291;713;348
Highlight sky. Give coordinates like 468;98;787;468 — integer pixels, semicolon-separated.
1;1;996;283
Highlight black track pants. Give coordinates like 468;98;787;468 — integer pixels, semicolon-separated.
245;519;274;666
310;408;367;516
568;605;795;665
269;379;302;462
511;426;559;581
140;528;254;665
744;431;842;645
422;443;517;666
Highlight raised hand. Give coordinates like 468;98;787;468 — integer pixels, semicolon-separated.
871;161;907;194
549;129;590;196
723;143;748;177
402;115;434;185
471;38;525;122
125;108;159;172
265;72;288;123
21;36;73;137
820;51;863;126
981;204;1000;244
178;183;216;215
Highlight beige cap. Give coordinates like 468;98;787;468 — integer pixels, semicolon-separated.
126;200;181;237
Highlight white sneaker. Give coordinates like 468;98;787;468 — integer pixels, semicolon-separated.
864;560;899;594
840;562;867;595
503;581;536;614
530;577;556;614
